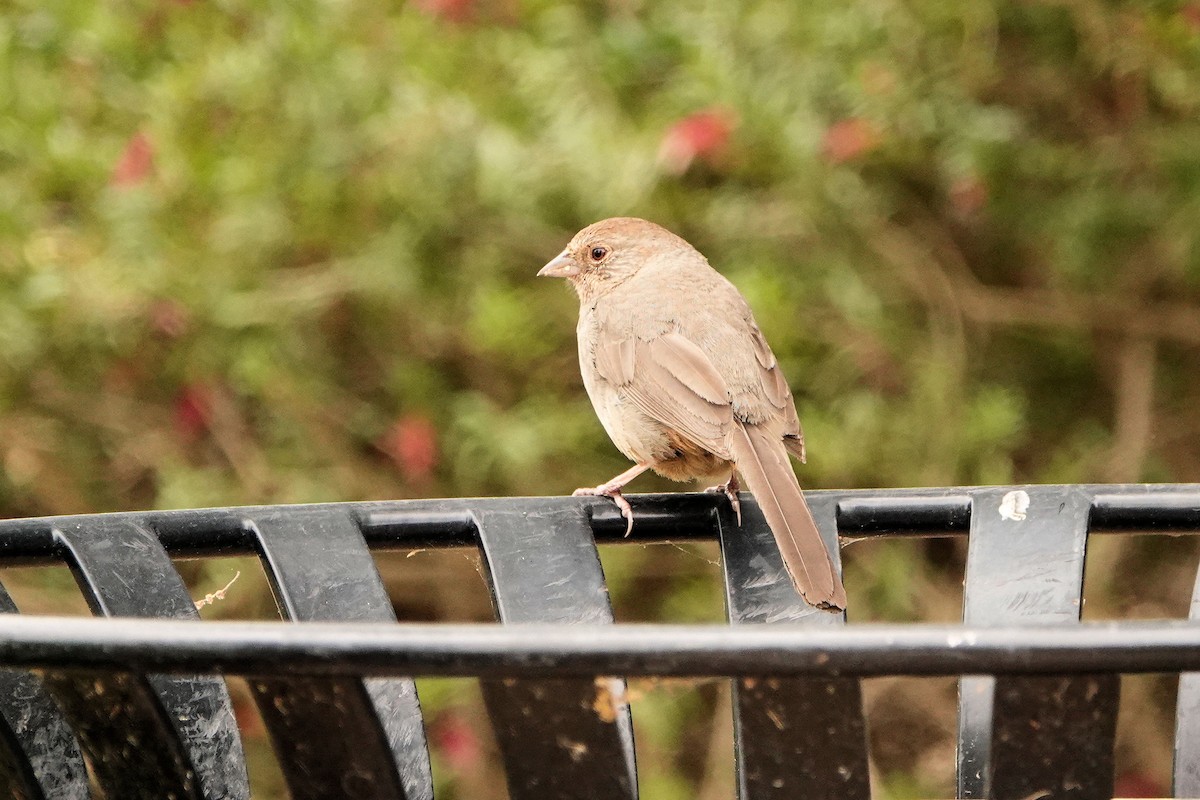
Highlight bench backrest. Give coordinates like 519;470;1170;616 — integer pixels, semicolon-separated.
0;484;1196;799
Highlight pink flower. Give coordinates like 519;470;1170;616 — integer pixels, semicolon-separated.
658;109;735;174
433;712;481;770
173;384;214;441
822;118;879;164
1182;3;1200;33
149;299;191;339
111;131;155;188
416;0;475;24
380;414;439;483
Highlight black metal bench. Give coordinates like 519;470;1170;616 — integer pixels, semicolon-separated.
0;484;1197;799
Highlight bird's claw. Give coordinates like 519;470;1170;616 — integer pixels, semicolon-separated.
705;477;742;526
574;484;636;536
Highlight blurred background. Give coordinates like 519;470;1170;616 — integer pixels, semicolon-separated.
3;0;1200;797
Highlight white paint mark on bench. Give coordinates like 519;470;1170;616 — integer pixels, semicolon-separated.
999;490;1030;521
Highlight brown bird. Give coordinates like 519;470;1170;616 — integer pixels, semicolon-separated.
538;217;847;610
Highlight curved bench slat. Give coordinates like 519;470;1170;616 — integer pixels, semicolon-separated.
55;518;248;800
958;487;1117;800
720;493;870;800
475;502;638;800
0;582;89;800
249;506;433;800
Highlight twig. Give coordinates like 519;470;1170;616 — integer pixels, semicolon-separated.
1107;336;1157;482
194;571;242;610
952;282;1200;345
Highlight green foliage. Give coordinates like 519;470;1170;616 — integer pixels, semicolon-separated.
4;1;1199;515
3;0;1199;796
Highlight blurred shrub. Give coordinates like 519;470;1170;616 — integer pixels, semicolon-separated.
2;1;1199;797
3;2;1199;515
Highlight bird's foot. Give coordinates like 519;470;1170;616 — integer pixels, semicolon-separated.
705;474;742;526
574;483;635;536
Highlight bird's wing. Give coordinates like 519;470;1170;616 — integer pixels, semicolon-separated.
748;324;806;463
595;332;734;460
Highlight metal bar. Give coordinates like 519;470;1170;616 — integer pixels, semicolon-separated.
0;618;1196;677
836;492;972;535
1091;491;1200;531
0;485;1195;563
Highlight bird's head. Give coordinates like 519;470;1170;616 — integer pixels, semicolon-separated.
538;217;697;301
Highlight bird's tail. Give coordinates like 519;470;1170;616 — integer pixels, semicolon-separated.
730;422;847;610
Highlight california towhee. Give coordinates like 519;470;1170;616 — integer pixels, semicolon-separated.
539;217;847;610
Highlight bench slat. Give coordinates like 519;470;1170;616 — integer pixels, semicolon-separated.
475;502;638;800
1172;554;1200;796
249;507;433;800
54;518;249;800
42;671;203;799
0;581;89;800
720;493;870;800
959;487;1117;800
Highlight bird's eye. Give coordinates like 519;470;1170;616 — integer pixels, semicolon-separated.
589;246;609;262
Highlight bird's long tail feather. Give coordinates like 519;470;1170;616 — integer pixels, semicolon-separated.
730;423;847;610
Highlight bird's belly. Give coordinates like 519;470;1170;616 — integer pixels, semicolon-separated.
590;385;730;483
590;387;666;461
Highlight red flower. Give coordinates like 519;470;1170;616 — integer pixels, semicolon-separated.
173;384;214;441
822;118;879;164
432;712;481;770
1114;771;1164;798
110;131;155;188
1182;3;1200;33
149;299;191;339
416;0;475;24
658;109;735;175
380;414;439;483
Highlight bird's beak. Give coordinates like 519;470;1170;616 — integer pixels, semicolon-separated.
537;250;579;279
